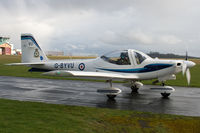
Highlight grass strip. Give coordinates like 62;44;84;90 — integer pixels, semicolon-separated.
0;98;199;133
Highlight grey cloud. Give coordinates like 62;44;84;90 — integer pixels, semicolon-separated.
0;0;200;56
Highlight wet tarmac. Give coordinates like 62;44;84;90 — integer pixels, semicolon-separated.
0;76;200;116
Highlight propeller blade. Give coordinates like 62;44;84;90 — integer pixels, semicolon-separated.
185;51;188;60
186;68;191;85
182;62;187;75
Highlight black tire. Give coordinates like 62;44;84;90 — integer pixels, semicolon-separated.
107;95;116;99
131;86;139;93
161;93;170;98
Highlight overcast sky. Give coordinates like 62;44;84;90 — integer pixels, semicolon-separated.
0;0;200;56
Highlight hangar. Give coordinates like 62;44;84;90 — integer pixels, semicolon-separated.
0;37;11;55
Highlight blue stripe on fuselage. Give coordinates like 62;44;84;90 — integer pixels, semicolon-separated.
96;63;173;73
21;36;41;50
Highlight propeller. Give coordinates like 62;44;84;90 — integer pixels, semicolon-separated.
186;68;191;85
182;62;187;75
185;51;188;60
181;51;195;85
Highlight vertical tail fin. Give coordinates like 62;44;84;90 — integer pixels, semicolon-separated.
21;34;48;63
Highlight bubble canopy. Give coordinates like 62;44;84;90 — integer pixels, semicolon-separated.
100;49;151;65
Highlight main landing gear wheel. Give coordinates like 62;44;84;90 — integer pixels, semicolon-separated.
130;81;143;94
96;79;121;100
107;95;116;99
131;86;139;93
161;93;171;98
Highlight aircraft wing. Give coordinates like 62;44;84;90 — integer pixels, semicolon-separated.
6;62;46;66
43;70;139;80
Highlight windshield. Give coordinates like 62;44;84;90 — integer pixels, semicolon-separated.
134;52;146;64
101;50;131;65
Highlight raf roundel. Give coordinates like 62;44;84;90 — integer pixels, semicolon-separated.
78;63;85;71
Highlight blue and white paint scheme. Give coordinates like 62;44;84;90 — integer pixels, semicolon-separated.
9;33;196;99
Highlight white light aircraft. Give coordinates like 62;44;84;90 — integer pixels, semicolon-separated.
9;34;196;99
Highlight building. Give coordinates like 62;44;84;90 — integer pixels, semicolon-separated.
12;49;22;55
0;37;11;55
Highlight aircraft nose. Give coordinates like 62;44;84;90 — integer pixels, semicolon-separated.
186;61;196;68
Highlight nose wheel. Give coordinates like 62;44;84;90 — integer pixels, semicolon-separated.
160;82;171;98
161;92;171;98
150;83;174;98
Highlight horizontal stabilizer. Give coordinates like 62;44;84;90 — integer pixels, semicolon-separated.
6;62;46;66
43;70;139;80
